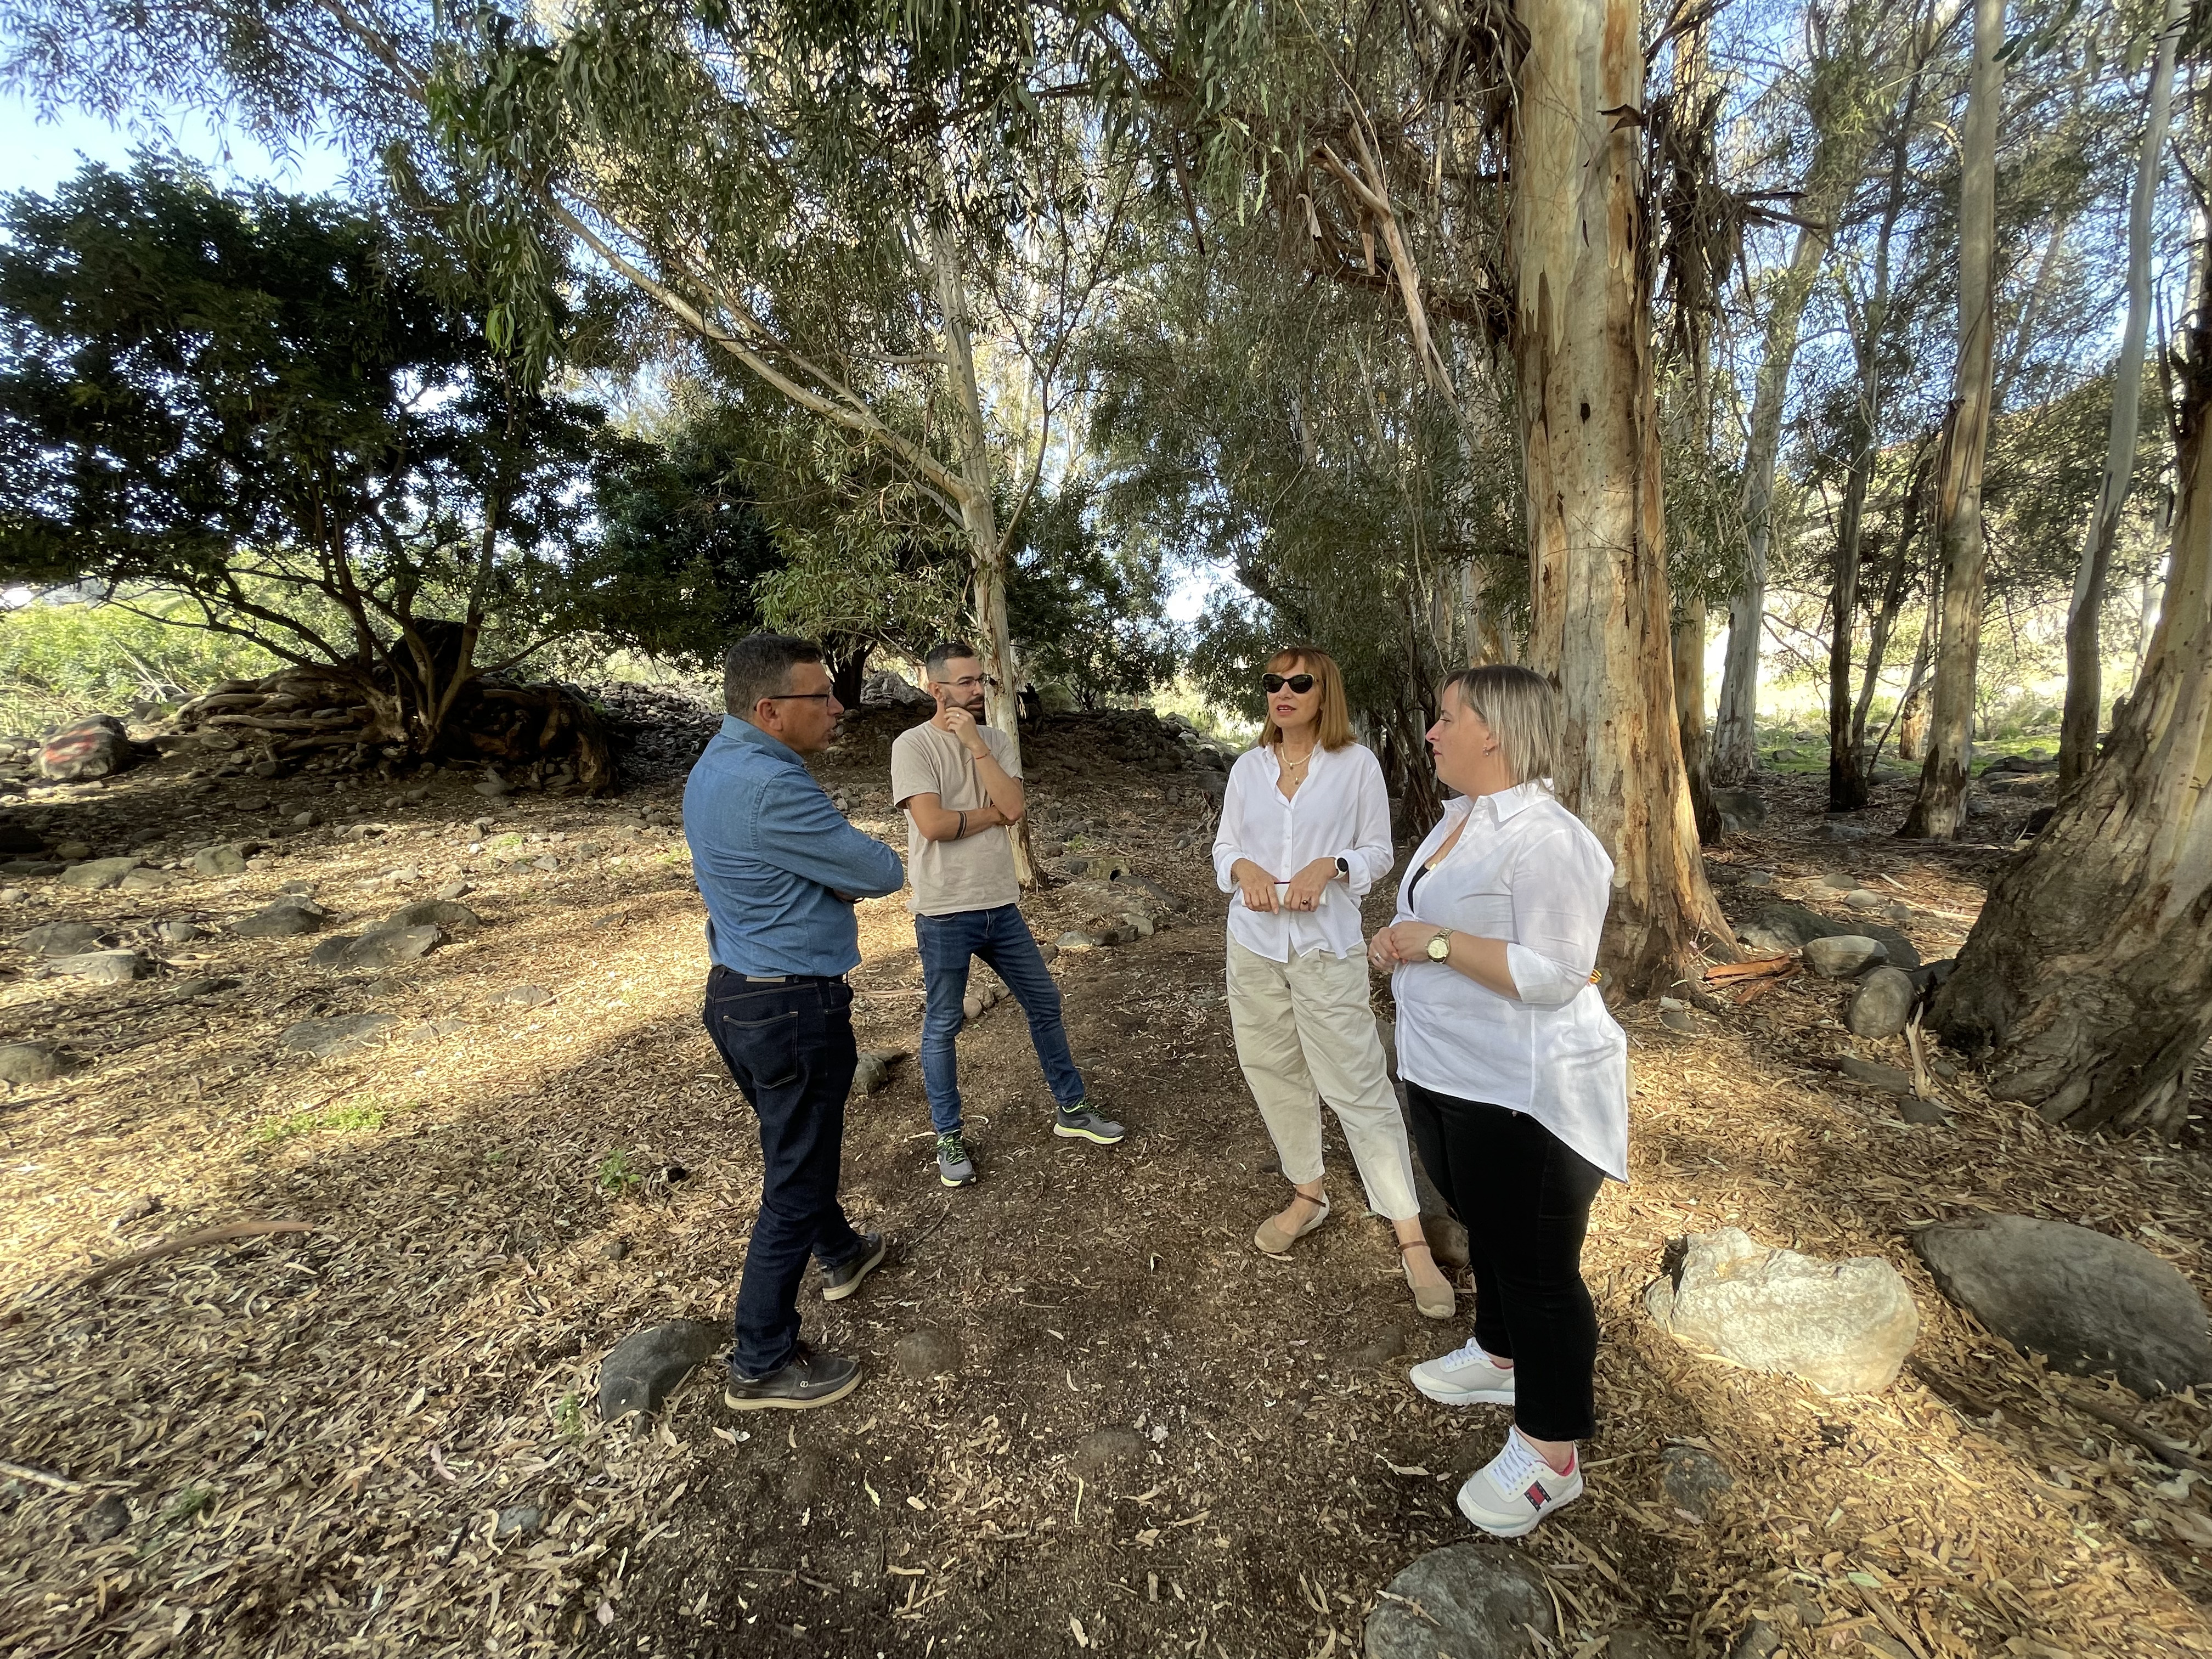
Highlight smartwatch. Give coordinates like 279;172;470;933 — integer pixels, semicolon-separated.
1335;856;1350;878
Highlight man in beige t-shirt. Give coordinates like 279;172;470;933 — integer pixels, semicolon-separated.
890;643;1126;1189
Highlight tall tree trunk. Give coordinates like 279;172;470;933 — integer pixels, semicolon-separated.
932;213;1035;885
1932;233;2212;1136
1674;599;1722;842
1713;221;1829;785
1849;442;1934;769
1510;0;1734;996
2058;0;2183;790
1899;0;2005;840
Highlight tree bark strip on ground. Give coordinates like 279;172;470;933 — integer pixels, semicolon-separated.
1932;227;2212;1136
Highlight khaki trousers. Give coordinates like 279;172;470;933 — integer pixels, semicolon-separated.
1225;938;1421;1221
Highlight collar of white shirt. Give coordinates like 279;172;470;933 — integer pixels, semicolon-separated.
1457;778;1554;828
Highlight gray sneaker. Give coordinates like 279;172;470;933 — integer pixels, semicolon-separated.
936;1131;977;1187
1053;1101;1125;1145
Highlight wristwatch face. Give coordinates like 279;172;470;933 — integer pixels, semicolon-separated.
1426;932;1451;960
1336;857;1350;876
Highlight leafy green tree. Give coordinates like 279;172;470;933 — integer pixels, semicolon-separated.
0;157;610;758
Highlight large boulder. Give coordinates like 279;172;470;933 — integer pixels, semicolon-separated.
59;858;141;891
41;715;132;781
278;1012;399;1059
0;1042;85;1085
1364;1541;1557;1659
1711;789;1768;834
1915;1215;2212;1397
1844;967;1918;1038
48;950;152;983
309;925;444;973
1733;902;1921;969
1802;935;1888;979
380;899;482;933
1646;1227;1918;1395
15;921;110;957
233;899;329;938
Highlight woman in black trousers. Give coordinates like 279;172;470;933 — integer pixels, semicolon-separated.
1369;666;1629;1537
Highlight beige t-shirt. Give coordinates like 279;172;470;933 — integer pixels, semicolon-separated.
890;721;1023;917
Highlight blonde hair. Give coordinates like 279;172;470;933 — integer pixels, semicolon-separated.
1262;647;1355;752
1440;665;1558;786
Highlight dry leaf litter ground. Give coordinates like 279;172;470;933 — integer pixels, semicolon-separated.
3;709;2211;1659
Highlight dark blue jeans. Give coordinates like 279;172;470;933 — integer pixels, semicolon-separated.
916;904;1084;1135
702;968;868;1379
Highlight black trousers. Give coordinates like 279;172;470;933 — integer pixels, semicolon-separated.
702;968;867;1378
1404;1079;1605;1442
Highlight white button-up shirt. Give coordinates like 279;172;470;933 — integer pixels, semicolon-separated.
1211;742;1394;961
1389;781;1630;1181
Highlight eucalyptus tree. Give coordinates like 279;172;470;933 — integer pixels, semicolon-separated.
4;0;1132;878
1933;201;2212;1137
2058;0;2187;787
1897;0;2006;837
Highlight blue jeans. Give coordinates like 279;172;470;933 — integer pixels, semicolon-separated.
701;968;869;1378
917;904;1085;1135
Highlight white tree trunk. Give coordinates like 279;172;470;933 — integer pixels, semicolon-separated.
932;215;1035;886
1511;0;1734;995
1900;0;2005;840
2058;0;2182;789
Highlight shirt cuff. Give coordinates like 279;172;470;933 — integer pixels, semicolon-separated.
1504;942;1590;1008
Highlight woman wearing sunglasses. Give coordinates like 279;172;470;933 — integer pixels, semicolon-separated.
1211;647;1455;1321
1369;665;1628;1538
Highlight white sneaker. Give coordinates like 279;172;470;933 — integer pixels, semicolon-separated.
1409;1339;1517;1406
1456;1430;1583;1538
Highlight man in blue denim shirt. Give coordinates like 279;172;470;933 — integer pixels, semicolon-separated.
685;634;905;1409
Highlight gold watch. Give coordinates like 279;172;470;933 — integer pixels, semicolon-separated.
1425;929;1453;962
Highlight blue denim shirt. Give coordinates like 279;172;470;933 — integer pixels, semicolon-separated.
683;716;905;977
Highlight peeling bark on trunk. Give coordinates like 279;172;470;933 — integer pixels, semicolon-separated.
932;215;1035;887
1899;0;2004;840
1932;236;2212;1137
1510;0;1734;996
2058;0;2182;791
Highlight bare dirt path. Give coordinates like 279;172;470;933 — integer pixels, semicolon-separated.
4;710;2212;1658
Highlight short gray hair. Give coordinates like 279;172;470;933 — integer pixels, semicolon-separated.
1440;665;1559;786
723;633;822;716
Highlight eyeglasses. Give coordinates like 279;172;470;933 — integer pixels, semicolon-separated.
1262;673;1317;695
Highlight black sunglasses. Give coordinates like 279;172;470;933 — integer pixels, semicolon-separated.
1262;673;1317;695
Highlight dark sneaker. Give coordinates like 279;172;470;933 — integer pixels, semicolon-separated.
724;1342;862;1411
1053;1102;1125;1145
936;1132;977;1187
821;1232;887;1302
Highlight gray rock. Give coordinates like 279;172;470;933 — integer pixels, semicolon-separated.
169;977;240;1000
1662;1445;1733;1519
0;1041;83;1085
1364;1540;1556;1659
0;863;63;879
377;899;482;933
1734;902;1921;968
961;992;986;1020
1816;822;1874;843
1660;1007;1699;1035
1802;935;1889;979
59;857;140;891
1817;872;1859;890
851;1048;906;1096
229;794;273;812
1838;1056;1915;1094
291;810;319;828
1842;888;1888;910
1727;1617;1784;1659
15;921;109;956
1068;1427;1144;1476
1055;930;1102;951
76;1492;131;1543
473;775;510;798
233;900;328;938
41;715;131;782
119;867;179;893
403;1016;470;1043
488;984;555;1008
1737;869;1777;888
311;925;443;973
893;1327;963;1379
192;844;254;877
0;888;23;902
494;1504;542;1540
597;1318;724;1419
1126;912;1156;939
1846;968;1918;1039
1712;789;1767;833
48;949;150;983
1645;1227;1918;1395
1915;1215;2212;1397
153;921;202;945
1898;1094;1948;1125
531;855;559;874
435;880;473;901
278;1012;400;1059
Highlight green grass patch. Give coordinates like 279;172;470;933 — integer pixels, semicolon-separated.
256;1095;413;1144
596;1148;644;1196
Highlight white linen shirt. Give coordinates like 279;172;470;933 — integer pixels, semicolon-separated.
1389;781;1630;1181
1211;742;1394;962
